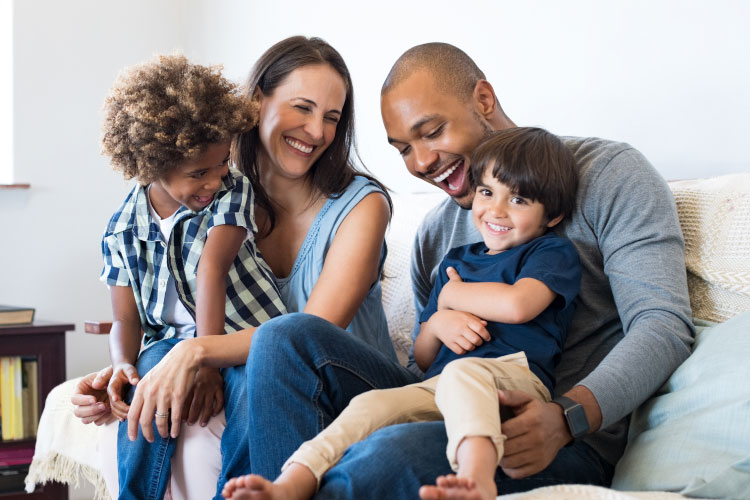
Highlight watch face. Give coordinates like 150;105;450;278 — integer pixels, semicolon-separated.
566;405;589;438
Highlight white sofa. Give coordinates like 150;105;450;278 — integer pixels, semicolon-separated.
26;173;750;500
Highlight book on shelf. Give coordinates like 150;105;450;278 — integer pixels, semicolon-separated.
0;356;38;440
0;305;35;326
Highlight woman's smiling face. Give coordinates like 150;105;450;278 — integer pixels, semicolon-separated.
255;63;347;181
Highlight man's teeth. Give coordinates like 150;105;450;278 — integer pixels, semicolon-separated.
285;137;313;154
487;222;510;231
432;164;458;183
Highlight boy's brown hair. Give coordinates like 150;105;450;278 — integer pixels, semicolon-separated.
101;54;257;184
469;127;578;222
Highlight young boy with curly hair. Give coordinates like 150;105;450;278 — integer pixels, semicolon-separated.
99;54;285;500
222;127;580;500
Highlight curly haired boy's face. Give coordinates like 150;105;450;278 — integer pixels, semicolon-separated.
149;141;231;218
255;64;347;180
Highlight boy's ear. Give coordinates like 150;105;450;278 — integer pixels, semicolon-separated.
251;85;264;103
546;214;564;228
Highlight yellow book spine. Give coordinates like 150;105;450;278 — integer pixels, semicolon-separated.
1;357;13;440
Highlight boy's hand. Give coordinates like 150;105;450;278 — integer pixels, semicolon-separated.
107;362;140;422
71;366;114;425
427;309;490;355
182;366;224;426
437;266;464;311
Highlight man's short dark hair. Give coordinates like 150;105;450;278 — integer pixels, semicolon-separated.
469;127;579;222
381;42;485;102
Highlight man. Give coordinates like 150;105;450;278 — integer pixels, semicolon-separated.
244;43;694;499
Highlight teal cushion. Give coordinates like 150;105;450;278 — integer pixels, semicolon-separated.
612;312;750;498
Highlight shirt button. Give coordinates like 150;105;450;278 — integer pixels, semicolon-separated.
159;279;167;289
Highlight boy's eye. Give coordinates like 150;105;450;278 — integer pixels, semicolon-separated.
191;171;207;179
510;196;527;205
478;188;492;197
398;145;411;157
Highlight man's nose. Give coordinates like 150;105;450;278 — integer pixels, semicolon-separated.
412;144;439;175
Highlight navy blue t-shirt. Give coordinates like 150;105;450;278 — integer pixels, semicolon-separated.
420;232;581;393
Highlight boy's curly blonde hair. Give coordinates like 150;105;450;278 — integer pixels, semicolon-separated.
101;54;258;184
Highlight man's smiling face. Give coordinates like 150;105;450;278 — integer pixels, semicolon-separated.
381;69;493;209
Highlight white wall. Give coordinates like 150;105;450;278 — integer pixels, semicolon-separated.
2;0;749;383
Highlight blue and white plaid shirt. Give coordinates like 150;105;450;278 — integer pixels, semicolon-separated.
100;167;286;345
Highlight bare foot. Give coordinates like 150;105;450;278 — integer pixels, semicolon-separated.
222;471;315;500
419;474;496;500
221;474;276;500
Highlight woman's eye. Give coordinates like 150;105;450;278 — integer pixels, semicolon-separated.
294;105;311;112
325;115;340;124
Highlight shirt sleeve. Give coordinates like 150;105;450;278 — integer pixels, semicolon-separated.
578;148;695;429
207;171;257;233
517;237;581;309
100;232;131;287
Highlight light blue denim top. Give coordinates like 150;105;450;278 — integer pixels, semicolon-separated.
272;175;397;361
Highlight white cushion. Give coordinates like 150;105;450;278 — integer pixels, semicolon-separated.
612;312;750;498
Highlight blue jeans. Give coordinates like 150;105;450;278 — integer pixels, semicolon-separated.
117;338;249;500
247;313;614;499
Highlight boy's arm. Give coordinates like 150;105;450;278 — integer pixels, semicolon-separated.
188;224;247;425
438;267;556;324
413;310;490;372
107;284;143;421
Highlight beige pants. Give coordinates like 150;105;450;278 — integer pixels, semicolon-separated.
284;351;551;485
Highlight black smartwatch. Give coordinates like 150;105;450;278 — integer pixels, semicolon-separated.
552;396;589;443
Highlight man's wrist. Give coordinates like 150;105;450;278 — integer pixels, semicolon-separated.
551;396;590;443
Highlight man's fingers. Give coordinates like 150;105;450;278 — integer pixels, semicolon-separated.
498;388;535;408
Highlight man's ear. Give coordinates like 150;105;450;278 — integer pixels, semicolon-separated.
473;80;497;118
546;214;565;228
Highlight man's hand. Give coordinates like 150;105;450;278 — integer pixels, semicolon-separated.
107;362;140;422
497;389;572;478
182;366;224;426
437;266;464;311
71;366;114;425
427;309;490;355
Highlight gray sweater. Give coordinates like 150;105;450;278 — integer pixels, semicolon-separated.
409;136;695;466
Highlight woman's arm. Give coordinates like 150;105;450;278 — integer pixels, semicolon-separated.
438;267;556;324
303;192;390;327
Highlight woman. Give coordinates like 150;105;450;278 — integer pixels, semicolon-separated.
72;36;406;499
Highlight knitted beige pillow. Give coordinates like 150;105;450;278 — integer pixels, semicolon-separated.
669;173;750;322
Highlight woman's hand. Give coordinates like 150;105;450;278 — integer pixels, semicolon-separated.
126;339;203;442
71;366;115;425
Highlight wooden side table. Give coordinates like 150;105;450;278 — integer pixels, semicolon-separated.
0;321;72;500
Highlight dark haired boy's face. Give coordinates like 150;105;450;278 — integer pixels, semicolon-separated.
381;69;492;209
149;141;231;218
472;169;559;255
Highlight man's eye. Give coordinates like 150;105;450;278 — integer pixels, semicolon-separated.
425;125;444;139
